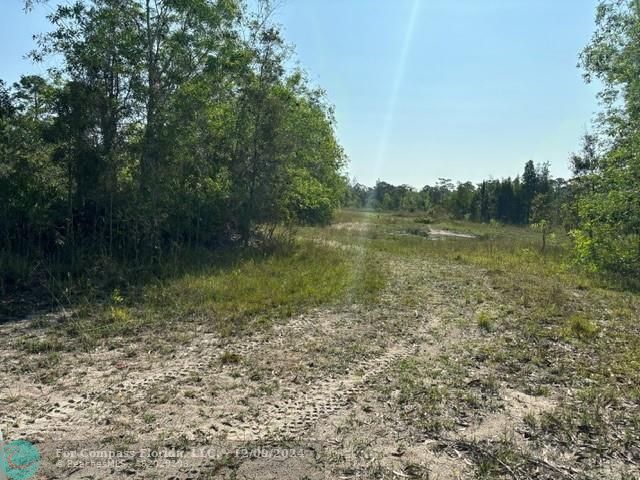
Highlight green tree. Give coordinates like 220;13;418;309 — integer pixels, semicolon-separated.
571;0;640;276
451;181;476;219
3;0;346;280
521;160;537;223
530;193;552;252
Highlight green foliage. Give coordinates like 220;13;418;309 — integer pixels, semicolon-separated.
570;0;640;277
571;151;640;275
1;0;346;298
562;314;599;341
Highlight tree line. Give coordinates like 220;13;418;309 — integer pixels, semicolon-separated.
0;0;346;279
2;0;639;292
346;0;640;279
345;160;569;227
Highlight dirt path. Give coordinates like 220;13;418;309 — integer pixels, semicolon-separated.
0;249;615;479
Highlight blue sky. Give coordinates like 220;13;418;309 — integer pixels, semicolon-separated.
1;0;601;187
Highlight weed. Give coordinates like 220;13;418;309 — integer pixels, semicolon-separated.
219;351;242;365
142;412;156;424
18;335;65;353
563;314;599;340
476;311;494;332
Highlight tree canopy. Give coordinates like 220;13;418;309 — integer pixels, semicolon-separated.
0;0;347;274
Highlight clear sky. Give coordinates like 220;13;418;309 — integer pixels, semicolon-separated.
1;0;602;187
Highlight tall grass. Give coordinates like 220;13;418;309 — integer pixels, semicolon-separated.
17;240;386;351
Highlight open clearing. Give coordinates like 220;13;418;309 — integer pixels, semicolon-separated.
1;211;639;479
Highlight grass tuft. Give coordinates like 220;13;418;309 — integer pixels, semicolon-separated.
563;314;599;340
18;336;65;354
219;351;242;365
476;311;494;332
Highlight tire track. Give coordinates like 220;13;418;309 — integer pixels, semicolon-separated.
219;343;414;441
13;311;354;437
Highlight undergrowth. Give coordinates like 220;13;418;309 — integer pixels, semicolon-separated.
14;240;386;351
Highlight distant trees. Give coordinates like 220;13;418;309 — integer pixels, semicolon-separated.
345;160;561;226
569;0;640;276
1;0;346;275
